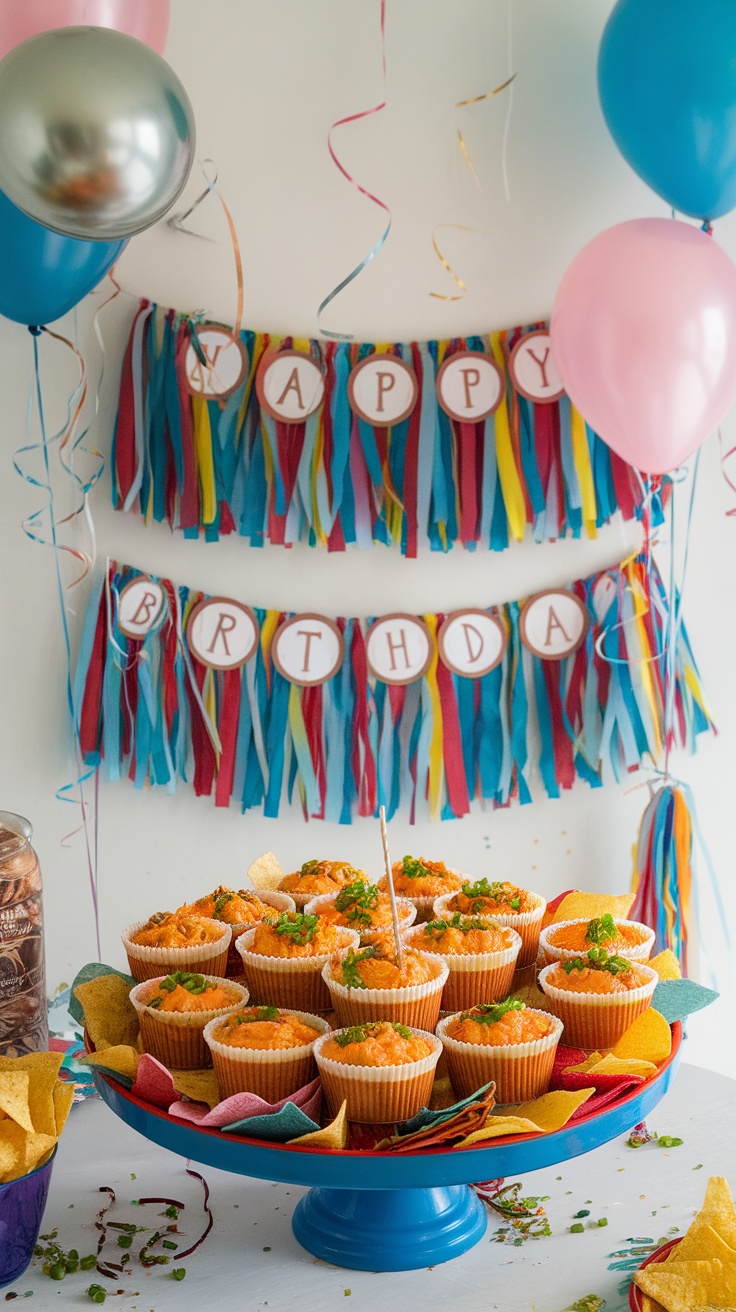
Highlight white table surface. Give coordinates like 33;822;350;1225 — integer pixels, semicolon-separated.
7;1062;732;1312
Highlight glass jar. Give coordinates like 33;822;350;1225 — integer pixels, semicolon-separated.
0;812;47;1056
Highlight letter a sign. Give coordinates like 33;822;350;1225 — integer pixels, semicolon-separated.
187;598;259;670
271;614;344;686
256;350;325;423
519;591;589;660
118;577;166;639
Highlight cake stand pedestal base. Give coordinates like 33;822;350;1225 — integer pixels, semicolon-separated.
291;1184;487;1271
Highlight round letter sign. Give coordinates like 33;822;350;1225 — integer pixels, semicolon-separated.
271;614;344;686
509;330;565;404
187;598;259;670
117;577;165;639
348;356;418;427
436;352;504;423
438;609;506;678
256;350;325;423
519;591;589;661
366;614;432;685
185;325;249;400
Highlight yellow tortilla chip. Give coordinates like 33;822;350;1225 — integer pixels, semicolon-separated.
564;1052;604;1074
636;1255;736;1312
459;1115;543;1146
0;1053;63;1136
171;1069;220;1109
53;1081;75;1136
516;1088;595;1132
640;1298;666;1312
648;948;682;980
612;1008;672;1064
0;1071;34;1134
74;974;139;1051
79;1046;139;1082
246;851;285;891
0;1120;56;1183
289;1101;348;1149
695;1176;736;1251
509;980;553;1013
668;1221;736;1266
551;891;635;923
586;1054;658;1078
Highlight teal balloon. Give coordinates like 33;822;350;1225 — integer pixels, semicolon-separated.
599;0;736;220
0;188;125;326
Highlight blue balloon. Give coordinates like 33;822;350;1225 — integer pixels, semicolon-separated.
0;189;126;326
599;0;736;220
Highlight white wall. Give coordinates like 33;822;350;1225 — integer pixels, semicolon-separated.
0;0;734;1074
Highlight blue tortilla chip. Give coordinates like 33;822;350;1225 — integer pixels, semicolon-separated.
222;1104;321;1141
651;978;719;1024
398;1083;494;1136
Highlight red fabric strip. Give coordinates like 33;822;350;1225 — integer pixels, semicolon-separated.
78;583;108;760
175;323;200;530
114;303;147;506
188;662;216;797
542;661;576;791
403;345;423;558
458;422;480;545
215;669;241;807
435;658;471;816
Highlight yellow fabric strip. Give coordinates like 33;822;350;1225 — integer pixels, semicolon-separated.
489;332;526;541
260;609;281;693
192;396;217;525
570;404;598;538
203;669;219;764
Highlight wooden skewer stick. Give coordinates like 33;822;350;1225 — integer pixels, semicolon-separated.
379;804;404;971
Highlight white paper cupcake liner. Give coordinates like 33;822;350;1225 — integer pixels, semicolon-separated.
204;1008;331;1102
122;919;232;983
313;1027;442;1123
130;975;249;1070
436;1011;563;1103
402;924;522;1011
432;891;546;969
538;961;659;1051
235;925;360;1012
304;892;417;943
538;919;655;967
321;954;449;1030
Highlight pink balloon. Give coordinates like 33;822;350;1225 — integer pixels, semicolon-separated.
550;218;736;475
0;0;170;60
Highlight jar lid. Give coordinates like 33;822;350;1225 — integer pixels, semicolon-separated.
0;811;32;860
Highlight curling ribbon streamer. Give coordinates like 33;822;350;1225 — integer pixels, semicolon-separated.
112;302;658;556
317;0;390;339
73;554;712;825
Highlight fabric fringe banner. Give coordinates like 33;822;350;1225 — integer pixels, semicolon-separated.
74;555;712;823
111;301;663;557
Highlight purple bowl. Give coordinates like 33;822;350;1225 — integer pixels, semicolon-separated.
0;1147;56;1288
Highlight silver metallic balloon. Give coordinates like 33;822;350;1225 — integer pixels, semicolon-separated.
0;26;195;240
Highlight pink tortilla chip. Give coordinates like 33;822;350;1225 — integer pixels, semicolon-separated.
168;1076;322;1129
131;1055;177;1110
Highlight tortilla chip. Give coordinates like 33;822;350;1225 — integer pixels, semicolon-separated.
670;1221;736;1266
289;1101;348;1149
0;1053;63;1136
459;1115;543;1146
695;1176;736;1250
74;974;139;1050
0;1072;34;1134
551;891;635;923
516;1088;595;1131
79;1046;139;1082
564;1053;604;1074
612;1008;672;1064
0;1120;56;1183
246;851;285;891
636;1255;736;1311
586;1054;657;1078
640;1298;666;1312
509;980;552;1013
171;1069;220;1109
648;949;682;981
53;1081;75;1135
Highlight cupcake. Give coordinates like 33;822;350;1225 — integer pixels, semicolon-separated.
539;915;655;967
313;1022;442;1123
403;915;521;1012
380;856;463;922
322;938;449;1030
278;860;368;909
538;950;659;1051
434;881;546;969
204;1005;331;1103
130;971;248;1070
235;913;360;1012
122;912;232;983
178;886;296;978
437;999;563;1103
305;878;416;943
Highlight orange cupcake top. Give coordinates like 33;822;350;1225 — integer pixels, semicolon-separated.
546;915;649;955
384;856;462;900
411;914;515;957
144;972;238;1013
247;912;342;958
211;1006;321;1050
131;912;224;948
280;859;367;896
318;879;404;932
446;998;556;1047
545;950;652;995
330;942;440;990
321;1021;433;1067
179;886;271;927
445;880;537;917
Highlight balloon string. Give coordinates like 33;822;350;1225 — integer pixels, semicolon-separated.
317;0;390;340
429;223;486;301
168;160;244;337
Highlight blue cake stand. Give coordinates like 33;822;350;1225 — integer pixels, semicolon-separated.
91;1022;681;1272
